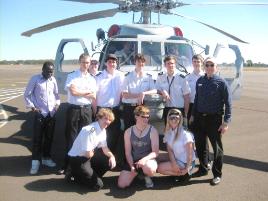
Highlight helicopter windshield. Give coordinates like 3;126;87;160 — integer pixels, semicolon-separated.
141;41;162;69
105;41;137;66
164;43;193;73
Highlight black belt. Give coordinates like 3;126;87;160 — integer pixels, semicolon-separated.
97;106;119;110
122;103;138;107
198;112;221;117
69;104;91;109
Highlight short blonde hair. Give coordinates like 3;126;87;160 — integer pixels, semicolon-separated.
134;105;150;117
96;108;115;122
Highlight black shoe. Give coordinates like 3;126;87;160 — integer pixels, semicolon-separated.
93;177;103;191
174;173;191;183
192;169;208;178
64;173;75;183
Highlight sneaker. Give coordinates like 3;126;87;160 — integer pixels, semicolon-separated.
210;177;221;186
144;176;154;188
30;160;40;175
42;158;56;167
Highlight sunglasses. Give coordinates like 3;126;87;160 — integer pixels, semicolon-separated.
169;116;180;121
205;64;215;67
139;115;150;119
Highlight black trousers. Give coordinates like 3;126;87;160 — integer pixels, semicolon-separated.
97;106;124;167
194;113;224;178
69;149;110;188
32;112;55;160
64;104;92;169
163;107;184;126
122;104;136;131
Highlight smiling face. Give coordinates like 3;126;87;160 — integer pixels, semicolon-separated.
42;64;54;80
79;56;91;73
204;61;217;77
106;59;117;74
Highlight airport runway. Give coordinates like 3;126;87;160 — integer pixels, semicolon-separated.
0;65;268;201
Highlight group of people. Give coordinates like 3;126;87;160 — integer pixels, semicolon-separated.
24;51;231;190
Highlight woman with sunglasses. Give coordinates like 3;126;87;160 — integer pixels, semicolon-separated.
118;105;159;189
157;108;196;182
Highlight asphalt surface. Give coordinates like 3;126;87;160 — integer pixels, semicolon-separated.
0;65;268;201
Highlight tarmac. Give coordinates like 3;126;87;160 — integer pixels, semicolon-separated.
0;65;268;201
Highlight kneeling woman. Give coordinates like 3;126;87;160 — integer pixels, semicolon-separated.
118;105;159;188
68;108;116;190
157;109;196;180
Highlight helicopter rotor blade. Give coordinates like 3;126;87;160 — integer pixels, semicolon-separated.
169;12;249;44
63;0;122;4
191;2;268;6
21;8;119;37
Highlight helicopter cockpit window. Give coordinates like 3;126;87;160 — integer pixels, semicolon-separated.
164;43;193;72
141;41;162;70
105;41;137;66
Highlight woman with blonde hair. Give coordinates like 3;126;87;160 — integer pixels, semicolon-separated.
157;108;196;181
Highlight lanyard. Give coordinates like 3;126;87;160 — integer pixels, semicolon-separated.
167;76;175;95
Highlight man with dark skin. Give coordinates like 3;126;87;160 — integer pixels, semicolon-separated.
24;61;60;174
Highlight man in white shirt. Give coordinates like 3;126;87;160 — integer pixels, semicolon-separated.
61;53;97;174
95;54;125;168
68;108;116;190
156;55;190;126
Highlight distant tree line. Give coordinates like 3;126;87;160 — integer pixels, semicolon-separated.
0;59;267;67
0;59;77;65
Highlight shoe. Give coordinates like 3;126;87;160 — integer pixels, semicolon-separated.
210;177;221;186
30;160;40;175
64;173;75;183
207;161;212;171
192;169;208;178
93;177;104;191
42;158;56;167
144;176;154;188
57;168;65;175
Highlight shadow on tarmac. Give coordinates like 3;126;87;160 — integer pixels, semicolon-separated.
1;103;268;195
24;175;211;197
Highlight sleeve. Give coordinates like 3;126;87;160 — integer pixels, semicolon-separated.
64;72;74;91
182;78;191;95
223;80;232;123
122;76;129;92
184;131;194;144
53;78;60;105
81;127;95;152
155;76;162;91
149;76;156;90
24;76;36;109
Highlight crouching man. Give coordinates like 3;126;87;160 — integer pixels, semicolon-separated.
67;108;116;190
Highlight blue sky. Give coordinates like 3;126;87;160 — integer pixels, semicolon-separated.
1;0;268;63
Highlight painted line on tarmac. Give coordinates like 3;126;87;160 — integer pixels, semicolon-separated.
0;104;8;128
0;87;25;128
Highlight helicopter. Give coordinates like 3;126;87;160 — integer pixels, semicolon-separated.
21;0;265;122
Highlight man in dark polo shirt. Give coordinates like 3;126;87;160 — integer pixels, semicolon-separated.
190;57;232;186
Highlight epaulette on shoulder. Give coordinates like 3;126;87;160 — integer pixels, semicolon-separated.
158;71;164;75
179;74;185;78
146;73;152;77
96;71;102;77
125;72;130;76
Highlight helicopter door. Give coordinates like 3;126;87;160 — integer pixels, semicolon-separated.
54;39;89;94
213;44;243;100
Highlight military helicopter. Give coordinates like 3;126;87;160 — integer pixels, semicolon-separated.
21;0;265;121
